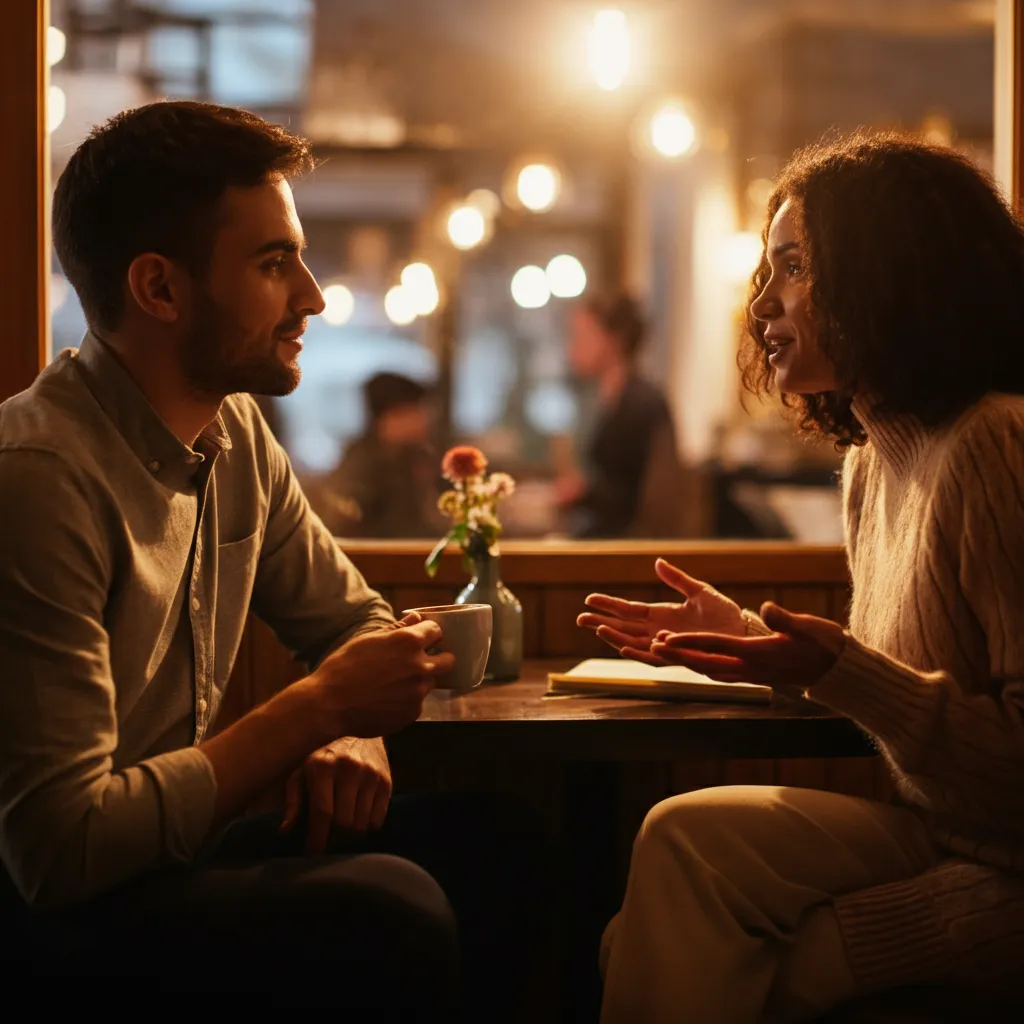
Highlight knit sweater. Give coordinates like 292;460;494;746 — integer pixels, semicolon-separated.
753;392;1024;995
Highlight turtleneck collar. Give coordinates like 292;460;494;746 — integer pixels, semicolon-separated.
850;395;930;481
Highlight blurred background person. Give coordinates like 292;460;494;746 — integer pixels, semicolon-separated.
314;372;445;538
557;292;683;538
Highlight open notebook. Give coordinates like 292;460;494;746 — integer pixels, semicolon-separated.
546;658;772;704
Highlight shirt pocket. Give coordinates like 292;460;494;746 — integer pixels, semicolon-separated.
212;531;261;690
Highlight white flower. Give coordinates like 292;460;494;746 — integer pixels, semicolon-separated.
468;507;499;530
488;472;515;499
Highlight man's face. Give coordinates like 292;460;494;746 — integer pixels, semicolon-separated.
179;177;325;398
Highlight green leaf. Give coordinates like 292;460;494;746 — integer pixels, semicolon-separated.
424;532;453;577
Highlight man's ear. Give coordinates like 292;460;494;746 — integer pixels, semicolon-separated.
125;253;186;324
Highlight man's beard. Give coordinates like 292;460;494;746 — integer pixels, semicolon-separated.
181;288;302;398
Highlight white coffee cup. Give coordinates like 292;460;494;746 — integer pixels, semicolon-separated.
402;603;492;693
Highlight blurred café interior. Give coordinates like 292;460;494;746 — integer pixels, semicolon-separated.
30;0;1003;545
3;3;1024;1018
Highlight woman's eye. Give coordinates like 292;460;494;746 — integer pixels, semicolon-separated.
786;261;803;277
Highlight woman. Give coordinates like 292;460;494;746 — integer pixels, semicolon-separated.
558;292;682;537
579;132;1024;1022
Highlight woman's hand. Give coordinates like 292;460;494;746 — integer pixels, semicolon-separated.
650;602;846;691
577;558;747;666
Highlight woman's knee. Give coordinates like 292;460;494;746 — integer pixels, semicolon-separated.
636;786;780;860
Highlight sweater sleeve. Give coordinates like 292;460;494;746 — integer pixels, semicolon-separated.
833;859;1024;995
809;403;1024;833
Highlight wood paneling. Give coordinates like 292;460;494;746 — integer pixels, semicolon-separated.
343;539;849;587
0;0;48;400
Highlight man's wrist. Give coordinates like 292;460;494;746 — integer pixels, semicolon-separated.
288;672;347;750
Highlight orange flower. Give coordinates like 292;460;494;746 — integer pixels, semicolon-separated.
442;445;488;481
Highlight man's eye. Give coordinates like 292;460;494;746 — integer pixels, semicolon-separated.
263;257;288;273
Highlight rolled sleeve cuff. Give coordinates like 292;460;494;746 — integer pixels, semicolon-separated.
141;746;218;865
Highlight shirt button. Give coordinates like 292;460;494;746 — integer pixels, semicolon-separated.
147;460;160;473
191;596;201;612
197;697;208;714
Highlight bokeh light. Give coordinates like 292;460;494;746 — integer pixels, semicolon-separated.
721;232;764;284
47;26;66;67
511;265;550;309
588;9;630;92
384;285;417;325
467;188;502;220
649;101;697;158
321;283;355;326
48;85;66;134
400;262;440;316
516;163;560;212
447;204;487;249
545;255;587;299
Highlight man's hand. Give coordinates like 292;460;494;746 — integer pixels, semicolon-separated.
577;558;747;665
648;602;846;693
311;618;454;739
280;736;391;854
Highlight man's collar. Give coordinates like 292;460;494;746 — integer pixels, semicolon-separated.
73;331;232;479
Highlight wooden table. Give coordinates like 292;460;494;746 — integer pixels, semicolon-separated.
391;659;873;1023
393;659;873;761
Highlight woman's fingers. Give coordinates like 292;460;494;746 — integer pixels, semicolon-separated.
655;558;707;599
584;593;650;619
577;612;651;637
595;624;653;651
658;632;782;656
619;645;669;667
650;645;751;678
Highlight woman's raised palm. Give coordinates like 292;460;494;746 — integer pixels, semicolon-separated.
576;558;746;665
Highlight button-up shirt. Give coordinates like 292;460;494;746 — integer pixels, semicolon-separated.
0;333;394;909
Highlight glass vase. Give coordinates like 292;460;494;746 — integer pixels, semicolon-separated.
455;551;522;682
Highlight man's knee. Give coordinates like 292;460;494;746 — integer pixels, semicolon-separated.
231;853;461;1006
300;853;458;952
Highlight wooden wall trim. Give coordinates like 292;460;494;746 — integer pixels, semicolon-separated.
341;540;849;587
1;0;48;402
1014;0;1024;209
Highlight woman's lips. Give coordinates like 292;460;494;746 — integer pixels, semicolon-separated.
766;337;793;364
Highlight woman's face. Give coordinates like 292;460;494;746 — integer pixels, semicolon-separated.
568;307;620;378
749;198;837;394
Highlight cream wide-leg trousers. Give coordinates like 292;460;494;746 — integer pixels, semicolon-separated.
600;785;942;1024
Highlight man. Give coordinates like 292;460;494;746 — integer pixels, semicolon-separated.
316;372;446;538
0;101;539;1013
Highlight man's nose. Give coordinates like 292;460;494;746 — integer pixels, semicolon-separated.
296;264;325;317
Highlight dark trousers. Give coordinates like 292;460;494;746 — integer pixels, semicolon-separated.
2;793;554;1019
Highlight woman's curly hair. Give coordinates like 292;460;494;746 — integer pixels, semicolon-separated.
740;131;1024;447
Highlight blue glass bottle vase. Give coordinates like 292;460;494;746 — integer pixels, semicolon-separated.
455;552;522;682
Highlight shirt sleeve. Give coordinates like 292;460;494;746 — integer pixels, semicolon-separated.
242;399;395;667
0;450;216;909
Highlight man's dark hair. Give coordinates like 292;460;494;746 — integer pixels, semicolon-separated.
364;372;430;423
584;291;647;359
740;130;1024;447
53;100;314;331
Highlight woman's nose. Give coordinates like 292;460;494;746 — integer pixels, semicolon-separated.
749;283;779;323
